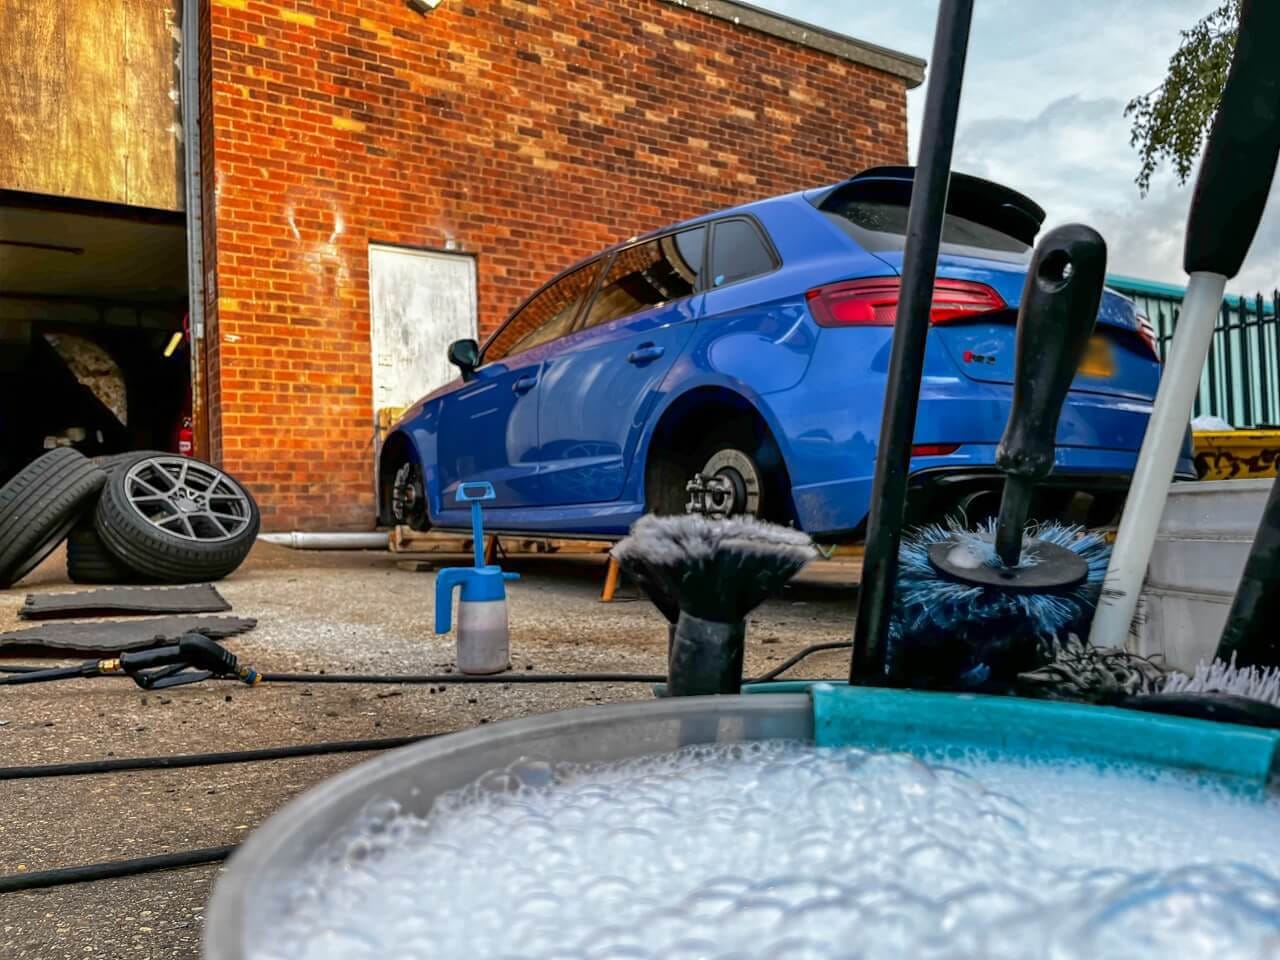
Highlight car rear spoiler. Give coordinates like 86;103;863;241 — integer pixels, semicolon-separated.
807;165;1047;248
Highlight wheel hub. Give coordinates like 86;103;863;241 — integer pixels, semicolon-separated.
685;449;762;518
122;457;252;543
391;462;426;527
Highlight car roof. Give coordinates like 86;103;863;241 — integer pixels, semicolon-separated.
560;165;1044;274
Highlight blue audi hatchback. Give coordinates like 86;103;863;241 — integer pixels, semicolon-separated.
379;166;1195;541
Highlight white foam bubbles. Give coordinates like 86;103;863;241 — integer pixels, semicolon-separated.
255;742;1280;960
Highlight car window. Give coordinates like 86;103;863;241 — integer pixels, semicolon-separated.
709;219;776;288
579;226;706;331
823;200;1032;263
484;260;601;364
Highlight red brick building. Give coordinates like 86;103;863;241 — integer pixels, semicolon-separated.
0;1;920;531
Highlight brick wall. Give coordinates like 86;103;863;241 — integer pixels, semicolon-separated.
203;0;910;530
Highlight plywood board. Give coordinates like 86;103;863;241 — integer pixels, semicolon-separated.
0;0;182;210
369;246;478;414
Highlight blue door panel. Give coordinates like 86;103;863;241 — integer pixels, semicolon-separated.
537;297;700;506
434;359;542;508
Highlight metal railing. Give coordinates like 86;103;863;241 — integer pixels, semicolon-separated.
1110;278;1280;428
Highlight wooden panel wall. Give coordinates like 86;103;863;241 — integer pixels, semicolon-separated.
0;0;184;211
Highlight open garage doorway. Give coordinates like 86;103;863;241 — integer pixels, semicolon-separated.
0;194;192;485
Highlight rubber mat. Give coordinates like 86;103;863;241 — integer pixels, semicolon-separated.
19;584;231;621
0;616;257;657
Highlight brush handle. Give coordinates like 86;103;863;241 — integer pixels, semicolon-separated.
1183;0;1280;278
668;613;746;697
994;224;1107;566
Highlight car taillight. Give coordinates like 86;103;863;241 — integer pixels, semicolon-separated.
1136;313;1161;361
912;443;960;457
805;278;1006;328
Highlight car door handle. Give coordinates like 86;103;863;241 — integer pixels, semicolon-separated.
512;375;538;395
627;344;665;365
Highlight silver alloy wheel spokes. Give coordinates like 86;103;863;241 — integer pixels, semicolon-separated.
122;457;253;543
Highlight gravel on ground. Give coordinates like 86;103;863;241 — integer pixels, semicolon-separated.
1;541;859;959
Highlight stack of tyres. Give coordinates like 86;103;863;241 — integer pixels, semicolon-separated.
0;449;260;589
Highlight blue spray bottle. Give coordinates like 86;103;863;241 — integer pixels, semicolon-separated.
434;483;519;675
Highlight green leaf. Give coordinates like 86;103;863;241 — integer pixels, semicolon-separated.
1126;1;1240;195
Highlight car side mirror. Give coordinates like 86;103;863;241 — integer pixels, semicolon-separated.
448;338;480;381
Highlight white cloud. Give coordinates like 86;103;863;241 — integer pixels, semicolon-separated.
752;0;1280;296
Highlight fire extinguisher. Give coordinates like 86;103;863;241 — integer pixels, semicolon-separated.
174;313;194;456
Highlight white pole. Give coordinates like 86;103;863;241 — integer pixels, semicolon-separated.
258;532;390;550
1088;271;1227;647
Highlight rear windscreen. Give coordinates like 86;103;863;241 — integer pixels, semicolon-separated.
824;200;1032;264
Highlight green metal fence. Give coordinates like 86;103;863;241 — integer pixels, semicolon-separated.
1107;274;1280;428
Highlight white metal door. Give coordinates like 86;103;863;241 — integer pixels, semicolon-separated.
368;244;477;413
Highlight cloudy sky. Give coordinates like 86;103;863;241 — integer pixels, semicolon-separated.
755;0;1280;296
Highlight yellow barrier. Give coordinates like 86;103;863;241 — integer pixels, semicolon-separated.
1193;430;1280;480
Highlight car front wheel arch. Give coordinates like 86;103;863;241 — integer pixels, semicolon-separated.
378;432;429;531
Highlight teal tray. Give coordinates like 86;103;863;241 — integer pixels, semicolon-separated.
810;684;1280;790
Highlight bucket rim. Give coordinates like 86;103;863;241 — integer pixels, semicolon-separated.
203;694;812;960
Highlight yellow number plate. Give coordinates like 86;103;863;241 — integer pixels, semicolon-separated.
1079;335;1115;379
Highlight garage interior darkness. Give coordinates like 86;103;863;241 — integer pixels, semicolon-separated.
0;0;195;488
0;195;191;485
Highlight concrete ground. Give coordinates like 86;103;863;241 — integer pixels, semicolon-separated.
0;542;859;959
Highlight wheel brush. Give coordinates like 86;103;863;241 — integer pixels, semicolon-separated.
890;224;1112;688
1019;639;1280;730
610;514;818;696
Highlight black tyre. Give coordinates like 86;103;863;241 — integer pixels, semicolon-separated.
68;452;152;584
94;452;260;583
0;449;107;588
66;524;140;584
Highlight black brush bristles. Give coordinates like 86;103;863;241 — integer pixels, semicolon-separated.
611;515;818;624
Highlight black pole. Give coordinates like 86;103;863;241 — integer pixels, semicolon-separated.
851;0;975;684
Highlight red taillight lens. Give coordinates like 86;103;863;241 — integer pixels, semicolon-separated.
1136;313;1161;361
912;443;961;457
806;278;1005;328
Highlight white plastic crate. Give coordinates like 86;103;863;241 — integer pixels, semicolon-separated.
1134;478;1273;671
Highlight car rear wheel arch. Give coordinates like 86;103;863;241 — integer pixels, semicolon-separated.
642;386;795;524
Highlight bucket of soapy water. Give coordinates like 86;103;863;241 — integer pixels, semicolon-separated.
206;688;1280;960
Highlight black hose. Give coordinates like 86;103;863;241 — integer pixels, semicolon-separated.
0;734;437;781
0;666;665;685
0;640;852;896
748;642;852;683
0;845;234;894
256;671;666;685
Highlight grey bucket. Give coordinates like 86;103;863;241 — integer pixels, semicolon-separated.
203;696;812;960
203;688;1280;959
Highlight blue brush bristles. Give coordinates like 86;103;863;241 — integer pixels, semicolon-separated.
888;520;1111;688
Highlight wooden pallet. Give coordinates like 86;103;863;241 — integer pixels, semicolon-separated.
391;527;613;558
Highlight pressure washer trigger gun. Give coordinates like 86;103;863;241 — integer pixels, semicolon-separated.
102;633;260;690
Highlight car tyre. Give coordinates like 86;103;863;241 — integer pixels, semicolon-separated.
0;449;107;588
94;451;260;583
66;454;152;585
66;524;141;584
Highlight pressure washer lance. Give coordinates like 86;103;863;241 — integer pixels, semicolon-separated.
434;482;519;675
0;633;259;689
1090;0;1280;650
610;514;817;697
891;225;1112;688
